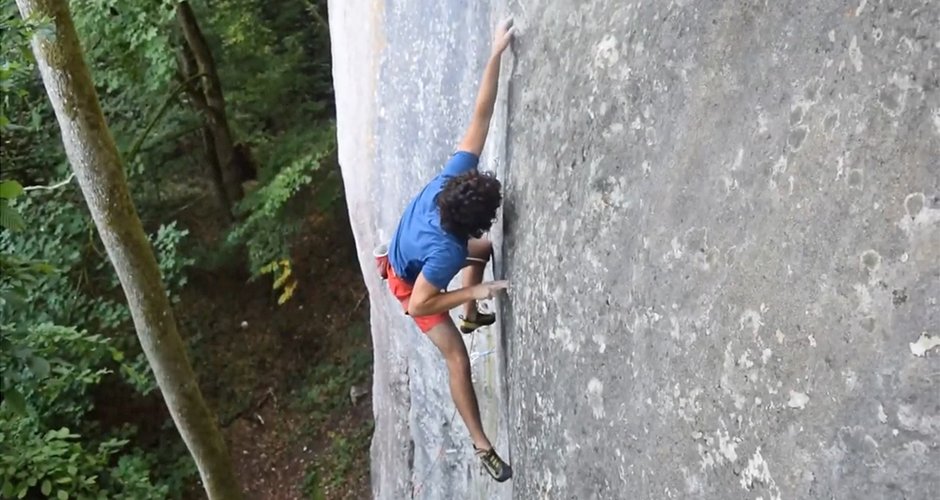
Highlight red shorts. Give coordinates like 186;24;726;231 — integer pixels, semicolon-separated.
385;261;449;333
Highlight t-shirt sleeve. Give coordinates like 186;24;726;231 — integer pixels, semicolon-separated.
441;151;480;178
420;248;464;290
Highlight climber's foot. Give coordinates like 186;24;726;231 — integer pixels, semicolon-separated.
459;311;496;334
474;445;512;482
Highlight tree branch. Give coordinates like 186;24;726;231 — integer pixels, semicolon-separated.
125;72;206;165
23;173;75;192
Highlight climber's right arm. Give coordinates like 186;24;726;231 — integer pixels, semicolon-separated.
408;274;508;317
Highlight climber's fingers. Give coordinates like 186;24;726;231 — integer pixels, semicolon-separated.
472;280;510;300
492;17;516;55
499;16;514;32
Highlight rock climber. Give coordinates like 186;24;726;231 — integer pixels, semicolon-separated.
381;17;515;482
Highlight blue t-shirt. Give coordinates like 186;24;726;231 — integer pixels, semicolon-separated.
389;151;479;289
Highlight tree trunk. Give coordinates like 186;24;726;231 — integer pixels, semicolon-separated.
176;0;243;204
178;41;233;219
201;124;234;222
15;1;243;498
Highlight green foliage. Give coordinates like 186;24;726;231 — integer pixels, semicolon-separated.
202;0;333;140
151;221;196;299
0;192;122;331
197;0;340;291
1;2;69;183
72;1;177;97
227;125;339;277
109;453;177;500
71;0;183;181
0;180;53;309
4;200;177;340
0;324;169;499
0;1;48;133
3;0;341;495
0;186;195;497
301;469;326;500
1;421;122;500
0;180;25;231
1;324;115;420
0;196;165;497
297;323;374;497
326;422;374;488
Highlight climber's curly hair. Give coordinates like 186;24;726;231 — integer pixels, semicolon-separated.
437;171;502;240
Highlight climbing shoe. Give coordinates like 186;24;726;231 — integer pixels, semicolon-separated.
459;311;496;334
475;446;513;482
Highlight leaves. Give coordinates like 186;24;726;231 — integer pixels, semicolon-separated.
3;388;28;416
259;258;297;305
27;355;51;379
0;180;24;199
0;201;26;231
278;281;297;306
0;181;26;232
227;126;337;278
149;221;194;301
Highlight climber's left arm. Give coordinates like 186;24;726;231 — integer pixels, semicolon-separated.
456;18;516;156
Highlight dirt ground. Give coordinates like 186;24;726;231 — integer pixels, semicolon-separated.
174;199;373;499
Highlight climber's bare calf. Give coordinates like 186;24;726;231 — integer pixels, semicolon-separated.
425;318;491;450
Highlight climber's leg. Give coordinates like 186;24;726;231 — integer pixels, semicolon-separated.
459;238;496;334
425;315;513;482
425;317;492;451
462;237;491;317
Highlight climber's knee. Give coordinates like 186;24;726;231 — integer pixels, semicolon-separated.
426;319;470;368
467;238;492;262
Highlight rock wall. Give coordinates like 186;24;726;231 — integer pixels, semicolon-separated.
331;0;940;498
500;1;939;498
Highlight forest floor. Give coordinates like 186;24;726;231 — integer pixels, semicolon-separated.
173;195;373;499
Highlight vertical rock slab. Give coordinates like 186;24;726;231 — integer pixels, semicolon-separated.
329;1;511;498
501;1;939;498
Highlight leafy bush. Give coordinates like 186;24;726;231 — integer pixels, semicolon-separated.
0;185;194;498
0;190;193;329
226;125;339;279
0;190;127;332
151;221;196;300
1;324;116;421
0;325;169;499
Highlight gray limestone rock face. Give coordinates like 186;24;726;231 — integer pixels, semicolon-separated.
501;1;939;499
331;0;939;498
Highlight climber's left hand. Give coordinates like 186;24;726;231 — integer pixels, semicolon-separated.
491;17;516;56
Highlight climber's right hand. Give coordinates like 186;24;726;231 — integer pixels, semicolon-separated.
472;280;510;300
491;17;516;56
